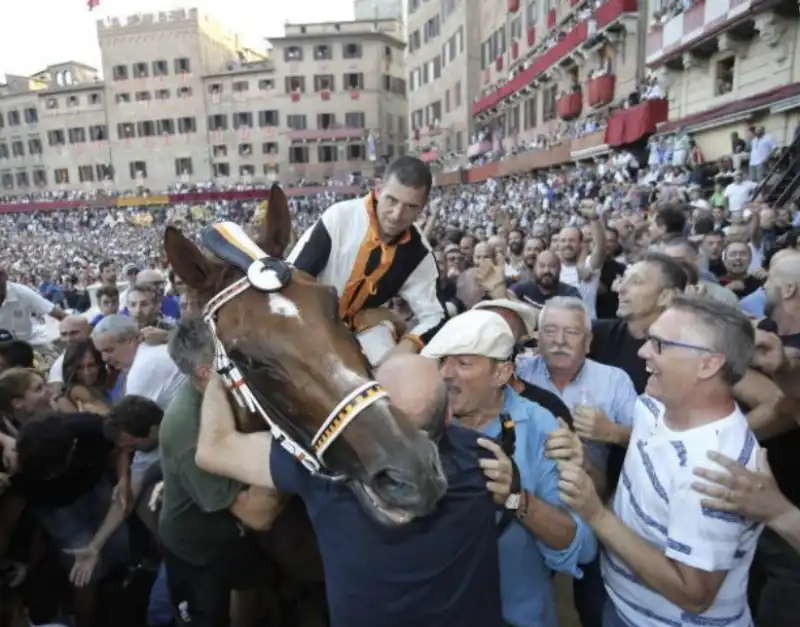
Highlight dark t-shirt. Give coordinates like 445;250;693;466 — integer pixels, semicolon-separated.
14;413;112;508
761;332;800;507
719;275;763;300
270;424;504;627
590;318;648;394
596;259;626;319
511;280;581;307
708;258;726;279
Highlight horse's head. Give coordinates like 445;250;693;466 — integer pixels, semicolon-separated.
164;185;446;526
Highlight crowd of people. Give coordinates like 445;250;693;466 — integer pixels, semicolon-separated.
0;139;798;627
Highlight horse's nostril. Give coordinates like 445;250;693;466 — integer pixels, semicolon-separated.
371;468;411;494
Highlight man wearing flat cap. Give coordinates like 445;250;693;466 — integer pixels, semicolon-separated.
422;310;597;627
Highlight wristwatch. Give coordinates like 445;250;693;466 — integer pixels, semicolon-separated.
504;492;521;511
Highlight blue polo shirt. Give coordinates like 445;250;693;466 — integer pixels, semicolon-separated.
270;424;504;627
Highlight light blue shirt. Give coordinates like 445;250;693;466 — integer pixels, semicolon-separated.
516;356;638;470
456;386;597;627
741;287;766;318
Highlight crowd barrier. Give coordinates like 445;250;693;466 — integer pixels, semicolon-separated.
0;184;363;213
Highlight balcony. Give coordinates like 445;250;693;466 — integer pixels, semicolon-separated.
420;149;439;163
588;74;615;107
472;0;637;118
604;99;669;147
288;127;366;142
557;91;583;121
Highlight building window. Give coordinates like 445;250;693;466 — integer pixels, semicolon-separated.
11;141;24;157
454;81;462;108
233;112;253;129
28;138;42;154
343;43;362;59
88;125;107;141
153;60;169;76
129;161;147;180
289;146;309;163
175;157;193;176
174;58;191;74
0;173;12;189
287;115;307;130
343;73;364;90
317;113;336;129
7;111;20;126
262;142;278;154
233;81;249;92
115;93;131;104
45;98;58;110
117;123;135;139
258;110;279;127
715;57;735;96
238;143;253;157
240;165;255;176
284;46;303;61
208;115;228;131
23;108;38;124
0;144;7;159
0;113;4;128
263;163;279;175
78;165;95;183
135;91;151;102
213;163;230;177
67;96;79;108
96;164;113;181
133;62;149;79
177;86;192;97
258;79;274;91
47;130;65;146
212;145;227;158
68;127;86;144
113;65;128;81
318;145;338;162
15;172;29;187
314;44;332;60
347;144;366;160
285;76;305;93
543;86;557;122
54;168;69;184
523;95;537;129
155;89;170;100
90;93;102;105
314;75;334;92
33;169;47;186
136;121;156;137
345;112;365;128
157;119;175;135
178;117;196;134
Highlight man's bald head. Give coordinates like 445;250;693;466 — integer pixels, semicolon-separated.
376;354;448;438
769;249;800;279
59;314;91;346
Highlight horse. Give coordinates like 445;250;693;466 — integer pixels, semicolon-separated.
162;184;448;620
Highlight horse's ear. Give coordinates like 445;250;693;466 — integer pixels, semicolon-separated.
164;226;218;290
253;184;292;259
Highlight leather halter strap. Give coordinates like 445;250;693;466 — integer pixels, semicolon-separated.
200;221;388;481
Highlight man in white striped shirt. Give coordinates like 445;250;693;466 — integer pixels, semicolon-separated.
557;295;763;627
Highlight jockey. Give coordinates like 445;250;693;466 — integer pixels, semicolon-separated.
287;156;446;360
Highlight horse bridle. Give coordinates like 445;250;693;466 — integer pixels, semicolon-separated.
200;221;389;481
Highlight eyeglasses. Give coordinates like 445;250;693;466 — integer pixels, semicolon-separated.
646;332;714;355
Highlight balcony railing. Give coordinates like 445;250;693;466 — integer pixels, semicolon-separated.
287;127;366;141
588;74;615;107
557;91;583;121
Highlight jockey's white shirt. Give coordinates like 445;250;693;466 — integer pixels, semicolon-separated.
603;396;762;627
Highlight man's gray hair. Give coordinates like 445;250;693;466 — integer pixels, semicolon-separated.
167;315;216;376
92;315;139;341
669;295;754;385
540;296;592;331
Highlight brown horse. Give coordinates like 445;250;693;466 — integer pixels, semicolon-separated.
164;183;447;526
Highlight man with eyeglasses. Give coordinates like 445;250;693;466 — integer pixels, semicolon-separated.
557;295;763;627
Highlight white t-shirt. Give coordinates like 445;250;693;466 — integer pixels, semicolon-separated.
125;343;186;485
724;181;757;213
559;257;600;319
48;353;65;384
0;283;55;343
603;396;762;627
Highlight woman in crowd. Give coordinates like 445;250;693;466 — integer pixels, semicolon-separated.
0;368;54;437
55;339;112;415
